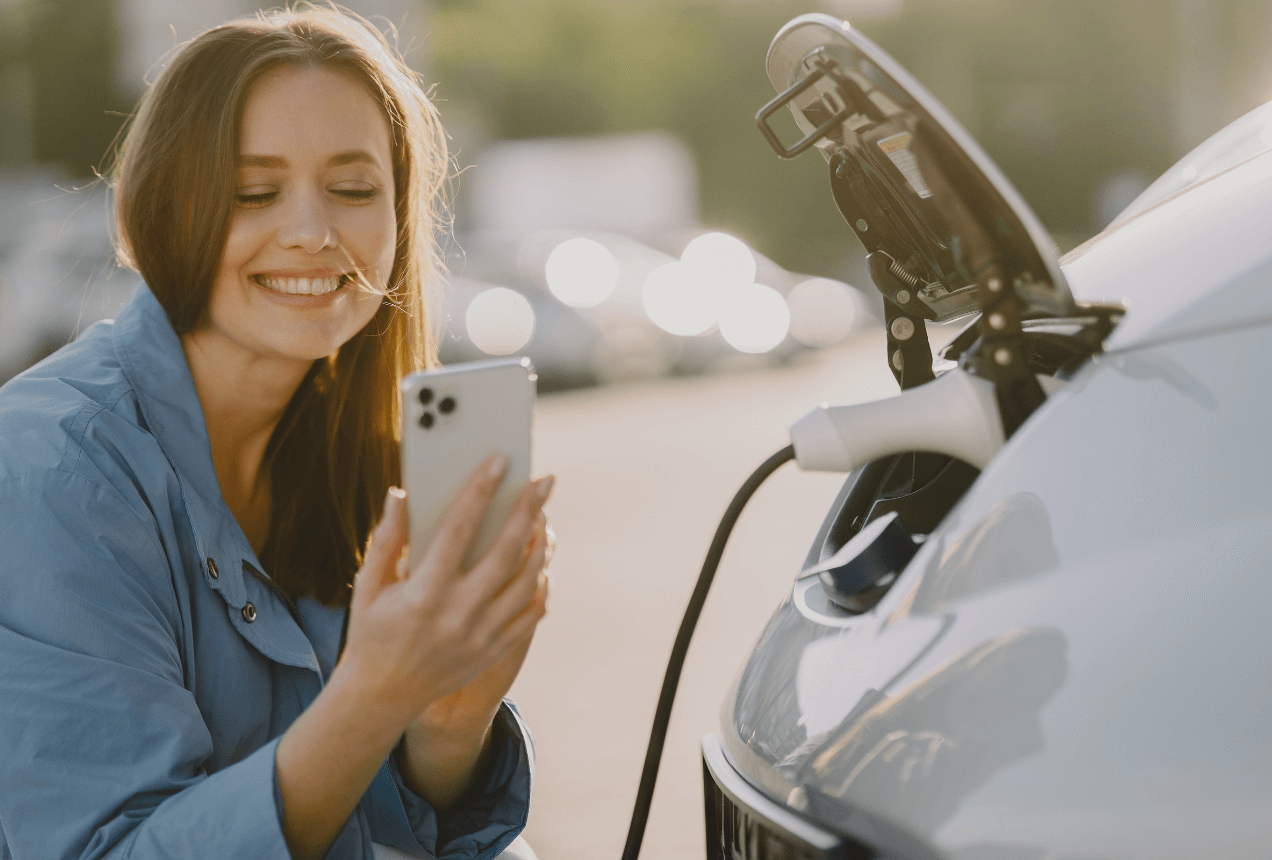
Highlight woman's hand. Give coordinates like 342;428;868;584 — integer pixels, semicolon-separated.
275;457;552;858
337;454;553;741
397;513;548;809
414;508;549;730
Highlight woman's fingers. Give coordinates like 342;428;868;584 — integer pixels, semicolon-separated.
490;599;546;664
353;487;408;612
466;476;553;595
542;520;556;570
536;563;551;615
409;455;509;590
522;512;548;577
476;515;547;640
342;469;554;722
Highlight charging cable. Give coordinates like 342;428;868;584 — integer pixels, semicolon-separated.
621;444;796;860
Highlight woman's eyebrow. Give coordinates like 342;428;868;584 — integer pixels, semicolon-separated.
236;152;380;169
238;154;287;168
328;150;379;167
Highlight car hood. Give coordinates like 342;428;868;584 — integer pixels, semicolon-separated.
1061;102;1272;352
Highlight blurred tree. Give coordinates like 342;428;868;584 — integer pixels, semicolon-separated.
429;0;849;275
866;0;1178;236
26;0;131;177
6;0;1265;261
0;3;33;166
429;0;1266;273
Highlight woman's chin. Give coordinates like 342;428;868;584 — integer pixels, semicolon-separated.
259;326;366;364
224;282;383;362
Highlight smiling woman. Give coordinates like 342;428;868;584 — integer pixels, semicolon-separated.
0;6;549;860
188;64;400;558
112;8;446;606
113;12;445;605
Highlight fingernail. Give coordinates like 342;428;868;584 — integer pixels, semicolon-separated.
383;487;405;520
536;475;555;503
488;454;509;480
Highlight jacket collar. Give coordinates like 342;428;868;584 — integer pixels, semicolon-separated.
111;285;321;671
110;286;263;596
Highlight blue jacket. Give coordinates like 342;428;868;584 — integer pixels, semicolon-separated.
0;285;533;859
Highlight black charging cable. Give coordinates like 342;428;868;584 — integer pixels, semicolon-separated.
620;444;797;860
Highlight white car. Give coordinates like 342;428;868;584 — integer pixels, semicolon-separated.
693;13;1272;860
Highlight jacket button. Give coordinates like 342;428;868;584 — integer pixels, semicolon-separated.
207;558;219;579
242;602;256;622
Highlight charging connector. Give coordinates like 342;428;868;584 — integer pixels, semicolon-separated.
790;368;1006;473
620;367;1052;858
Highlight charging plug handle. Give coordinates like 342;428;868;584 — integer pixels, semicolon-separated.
790;368;1005;473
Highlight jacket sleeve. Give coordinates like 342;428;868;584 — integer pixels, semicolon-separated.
0;471;293;860
369;700;535;860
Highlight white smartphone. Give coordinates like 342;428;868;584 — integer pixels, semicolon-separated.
400;357;536;571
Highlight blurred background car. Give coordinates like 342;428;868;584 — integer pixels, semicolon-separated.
438;130;877;390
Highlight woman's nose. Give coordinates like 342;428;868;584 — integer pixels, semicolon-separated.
276;189;337;253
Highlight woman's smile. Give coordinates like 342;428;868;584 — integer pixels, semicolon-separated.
252;272;349;297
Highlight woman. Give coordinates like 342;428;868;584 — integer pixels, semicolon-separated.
0;7;550;860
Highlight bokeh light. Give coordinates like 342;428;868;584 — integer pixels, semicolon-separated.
718;283;790;353
465;288;536;355
544;237;618;307
679;232;756;290
641;262;719;336
786;278;859;348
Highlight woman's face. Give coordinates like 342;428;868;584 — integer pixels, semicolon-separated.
203;64;396;365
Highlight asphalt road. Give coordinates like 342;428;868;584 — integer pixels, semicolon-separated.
509;328;900;860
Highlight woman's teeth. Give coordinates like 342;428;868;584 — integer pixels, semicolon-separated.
256;274;344;295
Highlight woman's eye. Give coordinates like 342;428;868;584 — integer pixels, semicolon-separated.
331;185;379;202
236;189;277;208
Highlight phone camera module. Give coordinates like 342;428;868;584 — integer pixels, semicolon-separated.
418;387;434;406
438;396;456;415
419;412;435;429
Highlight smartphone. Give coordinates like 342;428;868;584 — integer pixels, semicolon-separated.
400;357;536;571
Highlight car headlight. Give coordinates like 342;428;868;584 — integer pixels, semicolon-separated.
702;733;848;860
702;734;943;860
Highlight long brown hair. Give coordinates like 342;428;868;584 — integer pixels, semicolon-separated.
111;5;448;605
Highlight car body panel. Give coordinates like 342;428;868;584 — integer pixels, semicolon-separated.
1064;138;1272;353
723;318;1272;858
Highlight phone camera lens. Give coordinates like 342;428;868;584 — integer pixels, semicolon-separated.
419;412;435;429
438;396;456;414
418;387;434;406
